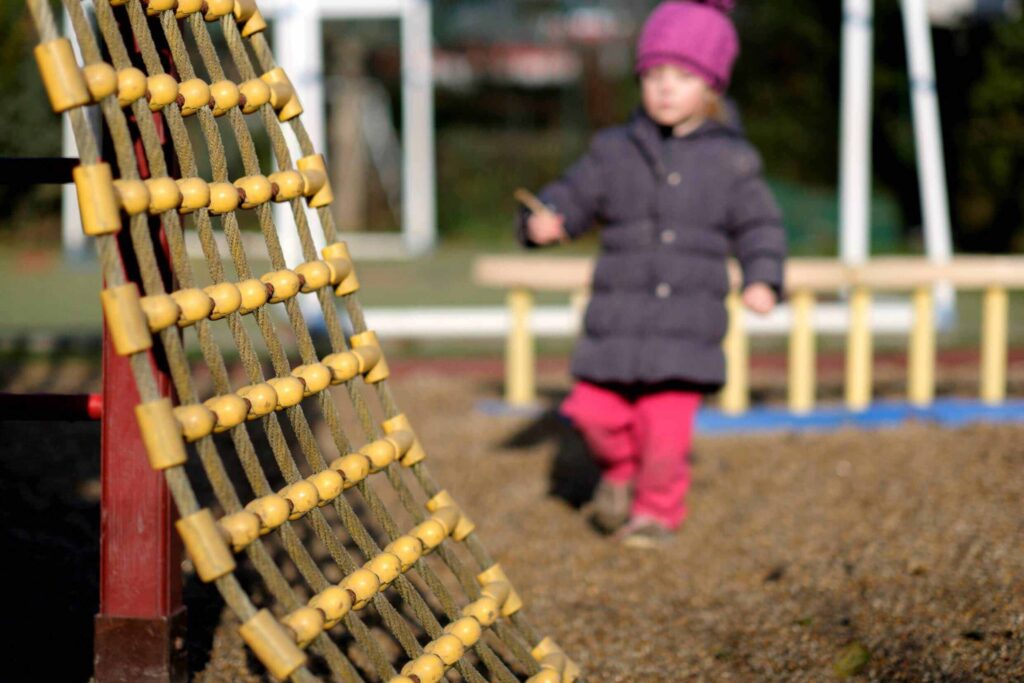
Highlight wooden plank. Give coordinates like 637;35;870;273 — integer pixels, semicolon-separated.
473;255;1024;293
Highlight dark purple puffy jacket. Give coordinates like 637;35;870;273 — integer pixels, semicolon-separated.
517;109;786;390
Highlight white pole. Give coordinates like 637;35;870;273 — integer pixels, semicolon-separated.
401;0;437;255
838;0;875;266
900;0;955;311
61;7;90;263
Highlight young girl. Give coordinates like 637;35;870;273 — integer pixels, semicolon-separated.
517;0;786;547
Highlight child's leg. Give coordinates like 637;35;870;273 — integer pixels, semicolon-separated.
559;380;638;484
631;390;702;529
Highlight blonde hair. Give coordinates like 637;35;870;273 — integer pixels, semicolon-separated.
705;90;728;123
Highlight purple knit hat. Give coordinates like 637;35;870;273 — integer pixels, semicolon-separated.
636;0;739;92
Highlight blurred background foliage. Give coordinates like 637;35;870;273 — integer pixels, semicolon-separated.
1;1;1022;254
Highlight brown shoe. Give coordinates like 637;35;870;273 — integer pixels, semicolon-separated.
614;516;675;549
587;478;632;534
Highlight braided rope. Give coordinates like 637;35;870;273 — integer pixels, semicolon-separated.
26;1;576;681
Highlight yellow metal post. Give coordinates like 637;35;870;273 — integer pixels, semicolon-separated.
980;285;1008;405
907;286;935;407
845;286;873;412
505;288;536;407
788;289;816;414
720;290;749;415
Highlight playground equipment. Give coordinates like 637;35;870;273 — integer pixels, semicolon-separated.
474;254;1022;420
28;1;571;681
60;0;437;263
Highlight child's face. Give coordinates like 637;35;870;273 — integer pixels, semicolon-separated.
640;63;710;127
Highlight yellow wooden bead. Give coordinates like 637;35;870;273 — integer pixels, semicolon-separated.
268;376;305;410
177;178;210;214
530;671;562;683
323;242;360;295
260;270;301;304
176;509;236;582
282;607;324;649
329;453;371;488
237;278;270;314
146;73;179;111
261;67;303;122
238;383;278;419
340;569;380;611
174;0;204;19
203;0;234;20
412;519;448;552
462;597;500;627
385;535;423;572
170;288;214;326
365;552;402;588
203;282;242;320
392;677;416;683
294;260;332;292
309;586;352;629
209;80;239;117
113;179;150;216
430;506;460;540
279;480;319;520
144;0;176;16
359;439;398;473
292;364;332;396
35;38;90;113
324;257;353;287
168;288;213;327
173;404;217;442
117;67;147;108
308;470;344;506
238;78;271;114
139;294;180;332
204;394;249;432
385;431;414;460
246;494;291;533
321;351;360;384
218;510;262;552
207;181;241;214
178;78;210;116
425;634;465;666
83;62;117;102
352;344;382;375
145;177;183;215
234;0;258;22
401;654;446;683
238;610;307;681
234;175;273;209
444;617;483;648
264;170;302;203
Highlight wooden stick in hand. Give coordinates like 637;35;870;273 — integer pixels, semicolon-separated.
514;188;553;216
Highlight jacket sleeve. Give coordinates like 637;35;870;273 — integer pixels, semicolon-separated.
725;146;787;298
516;135;608;249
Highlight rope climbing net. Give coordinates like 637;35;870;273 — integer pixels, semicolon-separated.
26;1;580;681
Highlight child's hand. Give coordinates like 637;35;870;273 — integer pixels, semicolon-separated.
527;212;569;245
742;282;777;315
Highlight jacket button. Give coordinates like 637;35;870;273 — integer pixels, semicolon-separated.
660;229;676;244
655;283;672;298
666;172;682;186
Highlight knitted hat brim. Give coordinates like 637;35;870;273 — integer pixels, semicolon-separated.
635;53;727;92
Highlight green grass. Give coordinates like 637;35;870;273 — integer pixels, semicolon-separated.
1;243;1022;356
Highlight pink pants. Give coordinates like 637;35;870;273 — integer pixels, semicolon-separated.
560;380;702;529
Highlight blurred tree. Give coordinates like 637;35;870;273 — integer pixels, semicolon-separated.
0;3;63;234
956;17;1024;251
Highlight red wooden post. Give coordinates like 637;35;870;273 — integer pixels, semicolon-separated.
93;11;186;680
93;328;186;682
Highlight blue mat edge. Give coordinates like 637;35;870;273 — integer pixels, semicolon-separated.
696;398;1024;435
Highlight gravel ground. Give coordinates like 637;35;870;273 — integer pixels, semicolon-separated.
396;372;1024;682
2;362;1021;681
